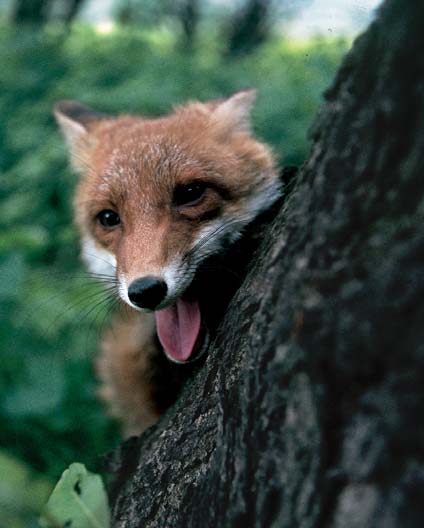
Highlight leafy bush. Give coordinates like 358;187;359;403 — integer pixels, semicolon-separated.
0;22;347;524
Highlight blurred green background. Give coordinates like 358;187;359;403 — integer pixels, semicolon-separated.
0;0;377;525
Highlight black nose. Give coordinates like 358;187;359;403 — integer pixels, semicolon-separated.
127;276;168;310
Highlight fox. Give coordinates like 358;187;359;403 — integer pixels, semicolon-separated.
54;90;282;436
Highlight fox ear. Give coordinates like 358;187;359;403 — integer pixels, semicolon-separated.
211;89;256;136
53;101;107;171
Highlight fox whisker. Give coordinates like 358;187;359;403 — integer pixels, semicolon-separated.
51;91;280;434
38;285;118;337
184;214;253;264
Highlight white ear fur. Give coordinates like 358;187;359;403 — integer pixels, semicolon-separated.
211;89;256;135
54;111;87;153
53;101;106;172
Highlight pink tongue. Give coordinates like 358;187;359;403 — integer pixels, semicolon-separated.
155;297;201;362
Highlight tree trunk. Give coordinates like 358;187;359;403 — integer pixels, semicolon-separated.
225;0;271;58
178;0;199;51
11;0;52;25
109;0;424;525
62;0;85;26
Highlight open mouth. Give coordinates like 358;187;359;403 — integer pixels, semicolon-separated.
152;200;282;364
155;295;209;364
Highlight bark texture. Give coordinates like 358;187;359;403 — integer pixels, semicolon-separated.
110;0;424;525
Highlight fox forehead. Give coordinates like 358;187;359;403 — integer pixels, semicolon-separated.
55;91;282;298
86;106;213;176
56;92;278;216
101;133;207;190
78;118;260;215
79;142;222;232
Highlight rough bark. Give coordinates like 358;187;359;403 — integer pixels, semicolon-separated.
109;0;424;526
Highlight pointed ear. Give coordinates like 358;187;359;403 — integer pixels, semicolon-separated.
211;89;256;136
53;101;108;171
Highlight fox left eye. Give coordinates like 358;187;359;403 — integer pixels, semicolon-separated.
173;182;207;207
97;209;121;228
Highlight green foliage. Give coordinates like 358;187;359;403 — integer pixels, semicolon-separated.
40;463;110;528
0;21;347;526
0;450;52;528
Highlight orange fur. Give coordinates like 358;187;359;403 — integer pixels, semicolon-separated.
54;91;281;435
97;309;159;436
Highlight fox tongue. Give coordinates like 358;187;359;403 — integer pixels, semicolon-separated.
155;297;201;362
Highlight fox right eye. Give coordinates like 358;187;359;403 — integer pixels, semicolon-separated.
97;209;121;228
173;182;207;207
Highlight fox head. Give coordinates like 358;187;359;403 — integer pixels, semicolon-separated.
54;90;281;362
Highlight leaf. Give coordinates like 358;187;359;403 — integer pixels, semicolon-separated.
39;463;110;528
0;450;52;521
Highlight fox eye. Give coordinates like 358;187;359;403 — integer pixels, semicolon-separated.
97;209;121;228
173;182;207;207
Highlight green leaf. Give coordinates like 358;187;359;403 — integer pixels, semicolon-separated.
0;450;52;523
40;463;110;528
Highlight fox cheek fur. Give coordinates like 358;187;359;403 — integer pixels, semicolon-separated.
54;90;281;434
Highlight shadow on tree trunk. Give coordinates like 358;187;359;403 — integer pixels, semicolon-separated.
108;0;424;525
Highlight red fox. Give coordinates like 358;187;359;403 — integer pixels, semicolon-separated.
54;90;281;435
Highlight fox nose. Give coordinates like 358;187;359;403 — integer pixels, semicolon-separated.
127;276;168;310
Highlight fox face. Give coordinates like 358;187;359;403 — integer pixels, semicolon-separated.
55;91;281;363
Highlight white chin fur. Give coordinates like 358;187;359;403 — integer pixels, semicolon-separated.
81;236;117;277
81;242;143;311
